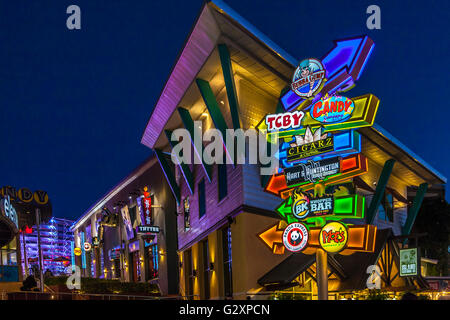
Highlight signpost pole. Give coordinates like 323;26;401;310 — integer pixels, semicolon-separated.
314;183;328;300
22;231;28;277
35;208;44;292
316;247;328;300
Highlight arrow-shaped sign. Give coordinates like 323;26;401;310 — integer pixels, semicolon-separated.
265;153;368;198
257;221;286;254
281;35;375;111
258;222;377;255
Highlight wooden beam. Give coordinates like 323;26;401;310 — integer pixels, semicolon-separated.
164;130;194;195
177;107;213;182
218;44;240;130
196;78;234;166
366;159;396;224
402;182;428;236
154;148;180;205
260;86;290;188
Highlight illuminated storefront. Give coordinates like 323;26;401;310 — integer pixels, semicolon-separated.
70;155;178;296
0;186;52;283
140;0;446;300
21;217;74;276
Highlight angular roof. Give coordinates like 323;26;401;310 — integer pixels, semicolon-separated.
71;155;157;231
140;0;446;187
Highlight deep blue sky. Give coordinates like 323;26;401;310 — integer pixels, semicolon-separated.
0;0;449;221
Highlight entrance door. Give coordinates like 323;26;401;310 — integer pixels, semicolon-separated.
130;251;139;282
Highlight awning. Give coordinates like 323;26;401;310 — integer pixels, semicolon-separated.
258;229;392;291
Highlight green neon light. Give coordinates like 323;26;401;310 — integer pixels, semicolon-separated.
334;196;353;214
276;194;365;224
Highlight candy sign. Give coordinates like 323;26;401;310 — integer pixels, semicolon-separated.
311;96;355;124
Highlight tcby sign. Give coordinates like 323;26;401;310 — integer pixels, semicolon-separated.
265;111;304;132
311;96;354;124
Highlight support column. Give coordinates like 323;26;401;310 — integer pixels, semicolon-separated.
316;248;328;300
139;236;147;283
314;183;327;300
16;234;23;281
91;214;101;278
35;208;44;292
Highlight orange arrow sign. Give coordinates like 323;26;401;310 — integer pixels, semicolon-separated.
265;153;368;198
257;221;286;254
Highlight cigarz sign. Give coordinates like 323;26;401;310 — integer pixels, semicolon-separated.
287;137;334;162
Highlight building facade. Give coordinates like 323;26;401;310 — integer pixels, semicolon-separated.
140;1;447;299
21;217;74;276
71;155;179;296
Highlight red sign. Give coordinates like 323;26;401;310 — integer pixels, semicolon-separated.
141;187;152;225
265;111;304;132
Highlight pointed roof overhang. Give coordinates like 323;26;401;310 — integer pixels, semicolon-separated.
140;0;297;150
140;0;446;189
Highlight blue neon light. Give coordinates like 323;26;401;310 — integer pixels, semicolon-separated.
71;241;75;272
80;232;86;269
278;130;361;168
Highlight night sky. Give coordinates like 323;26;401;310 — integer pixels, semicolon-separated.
0;0;449;221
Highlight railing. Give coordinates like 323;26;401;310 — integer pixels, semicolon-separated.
7;291;192;301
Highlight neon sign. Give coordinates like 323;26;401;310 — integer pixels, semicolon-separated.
282;222;309;252
291;58;326;98
284;157;341;185
265;110;304;132
286;136;334;162
319;221;348;253
276;190;364;224
281;36;375;111
1;196;19;230
279;129;361;167
311;96;354;124
266;153;368;197
267;94;379;141
136;225;160;235
259;223;377;255
140;186;152;225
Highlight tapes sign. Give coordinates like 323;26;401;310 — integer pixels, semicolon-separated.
136;225;160;235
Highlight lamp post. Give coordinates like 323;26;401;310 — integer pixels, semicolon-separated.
314;183;328;300
35;208;44;292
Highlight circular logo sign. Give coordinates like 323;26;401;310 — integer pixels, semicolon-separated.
311;96;355;124
282;222;309;252
291;189;310;219
291;58;326;98
74;248;82;256
84;242;92;252
319;221;348;253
